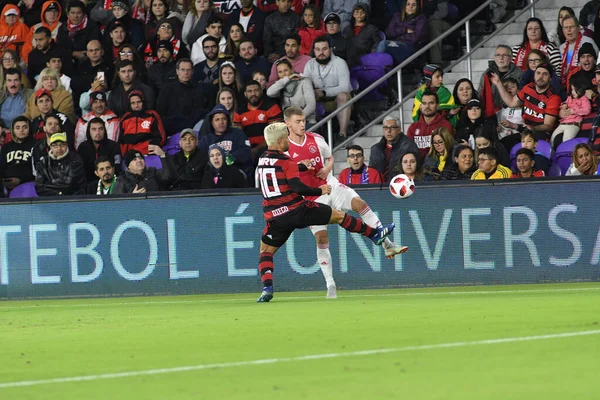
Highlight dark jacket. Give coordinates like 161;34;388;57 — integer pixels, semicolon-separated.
71;60;114;102
369;133;420;182
78;136;122;183
201;164;246;189
108;80;156;117
27;41;73;83
156;80;209;135
263;10;301;56
226;7;267;53
56;19;102;57
170;149;208;190
198;106;252;176
235;57;271;86
342;4;381;67
439;163;476;180
328;32;349;61
34;149;86;196
114;156;176;193
385;13;428;46
0;137;35;183
147;60;178;95
29;111;75;146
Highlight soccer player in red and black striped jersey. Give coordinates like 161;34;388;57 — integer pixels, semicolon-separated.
255;123;395;302
490;63;560;142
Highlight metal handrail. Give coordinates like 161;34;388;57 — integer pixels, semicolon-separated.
331;0;541;153
310;0;496;142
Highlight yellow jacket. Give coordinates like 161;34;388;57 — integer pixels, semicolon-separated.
471;164;512;180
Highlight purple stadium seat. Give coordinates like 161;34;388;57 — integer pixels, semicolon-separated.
554;155;573;175
9;182;38;198
144;155;163;169
509;140;552;161
547;163;561;177
316;102;326;120
163;132;181;155
351;52;393;102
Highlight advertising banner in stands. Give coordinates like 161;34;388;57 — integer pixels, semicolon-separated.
1;181;599;299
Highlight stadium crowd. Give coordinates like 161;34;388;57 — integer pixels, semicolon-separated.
0;0;597;198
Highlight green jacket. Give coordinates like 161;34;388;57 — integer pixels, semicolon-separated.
412;84;455;122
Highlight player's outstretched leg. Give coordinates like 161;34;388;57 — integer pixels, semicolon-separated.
313;231;336;299
354;199;408;258
257;248;276;303
331;210;394;245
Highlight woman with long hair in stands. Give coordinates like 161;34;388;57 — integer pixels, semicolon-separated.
566;143;598;175
224;22;244;61
197;87;238;136
423;127;456;180
297;5;326;56
376;0;428;65
396;151;431;182
511;18;561;78
448;78;479;127
25;67;74;122
548;7;576;46
182;0;215;50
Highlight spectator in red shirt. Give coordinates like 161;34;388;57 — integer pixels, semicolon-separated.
491;63;560;141
510;148;545;178
406;91;454;159
298;5;326;56
337;145;383;185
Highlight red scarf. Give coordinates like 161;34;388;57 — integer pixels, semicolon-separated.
561;34;583;87
67;15;88;39
103;0;113;9
514;41;551;71
481;74;499;118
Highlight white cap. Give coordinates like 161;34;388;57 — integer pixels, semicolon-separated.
4;9;18;16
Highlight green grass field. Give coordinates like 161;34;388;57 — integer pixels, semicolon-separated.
1;283;599;399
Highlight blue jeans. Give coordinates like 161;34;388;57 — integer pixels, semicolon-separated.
375;40;414;65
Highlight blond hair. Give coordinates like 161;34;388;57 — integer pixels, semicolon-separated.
264;122;288;146
34;68;65;91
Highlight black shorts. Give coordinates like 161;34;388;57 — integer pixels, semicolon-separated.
262;201;332;248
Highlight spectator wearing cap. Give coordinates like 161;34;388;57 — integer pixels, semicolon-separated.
107;1;144;49
56;1;101;68
147;40;178;94
342;3;380;68
145;0;182;44
0;68;34;135
0;116;35;193
407;90;454;159
0;5;33;63
120;90;166;155
266;34;311;88
28;89;74;144
34;131;87;196
75;91;120;149
234;39;271;85
478;45;523;119
324;12;348;61
191;15;227;65
25;68;75;123
225;0;266;54
31;113;68;173
26;1;63;47
77;117;122;183
170;128;208;190
263;0;301;63
491;62;561;141
198;104;252;179
142;18;189;67
455;98;494;147
157;58;209;136
337;144;383;185
27;26;73;85
565;42;597;98
102;20;128;66
412;64;455;121
559;15;599;88
510;147;545;178
201;143;247;189
71;40;114;116
323;0;369;30
114;147;176;193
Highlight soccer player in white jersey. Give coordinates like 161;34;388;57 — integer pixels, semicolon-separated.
283;106;408;299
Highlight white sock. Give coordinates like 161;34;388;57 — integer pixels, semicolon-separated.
359;206;394;249
317;244;335;287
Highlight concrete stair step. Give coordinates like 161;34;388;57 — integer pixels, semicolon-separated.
516;7;581;22
484;33;525;48
448;58;491;73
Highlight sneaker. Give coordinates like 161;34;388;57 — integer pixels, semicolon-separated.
385;243;409;259
326;285;337;299
371;223;395;246
257;286;273;302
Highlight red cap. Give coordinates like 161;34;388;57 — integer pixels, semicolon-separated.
35;88;52;100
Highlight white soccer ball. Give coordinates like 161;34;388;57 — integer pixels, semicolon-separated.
389;174;415;199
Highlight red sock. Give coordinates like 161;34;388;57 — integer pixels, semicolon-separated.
340;214;375;237
259;252;274;287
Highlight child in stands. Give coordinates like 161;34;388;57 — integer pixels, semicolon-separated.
412;64;455;121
